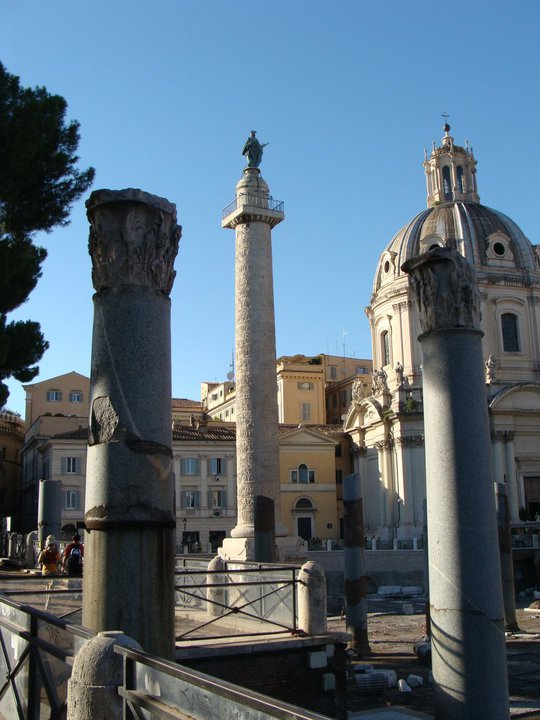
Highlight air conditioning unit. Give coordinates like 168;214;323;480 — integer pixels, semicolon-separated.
213;509;222;517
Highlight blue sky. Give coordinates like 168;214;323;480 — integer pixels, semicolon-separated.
2;0;539;416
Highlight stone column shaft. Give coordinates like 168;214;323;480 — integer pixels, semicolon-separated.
404;248;509;720
222;167;286;558
83;189;180;659
234;218;281;536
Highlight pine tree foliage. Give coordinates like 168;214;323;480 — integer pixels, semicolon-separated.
0;63;95;406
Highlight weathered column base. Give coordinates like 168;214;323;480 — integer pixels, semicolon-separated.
219;535;307;563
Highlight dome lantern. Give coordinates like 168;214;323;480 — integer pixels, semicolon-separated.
423;123;480;207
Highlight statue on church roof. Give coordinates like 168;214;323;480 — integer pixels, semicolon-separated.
242;130;268;168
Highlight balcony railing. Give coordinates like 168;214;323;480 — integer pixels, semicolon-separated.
222;194;284;219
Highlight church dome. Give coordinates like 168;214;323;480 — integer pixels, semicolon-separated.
373;125;539;294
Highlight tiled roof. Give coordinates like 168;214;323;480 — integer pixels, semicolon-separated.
172;398;202;409
173;425;236;441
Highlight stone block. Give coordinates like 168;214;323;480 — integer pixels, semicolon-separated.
407;673;424;688
376;668;398;687
398;678;412;692
377;585;402;596
307;650;327;669
321;672;336;691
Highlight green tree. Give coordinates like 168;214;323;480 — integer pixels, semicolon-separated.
0;63;95;406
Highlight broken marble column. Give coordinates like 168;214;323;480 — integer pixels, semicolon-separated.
221;165;288;561
403;248;509;720
343;473;370;655
83;189;181;659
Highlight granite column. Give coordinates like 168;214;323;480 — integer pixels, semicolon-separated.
403;248;509;720
83;189;181;658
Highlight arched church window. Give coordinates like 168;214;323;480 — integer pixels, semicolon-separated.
442;166;452;201
381;330;390;366
456;166;464;193
501;313;520;352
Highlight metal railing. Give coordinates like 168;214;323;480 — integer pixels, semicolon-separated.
174;559;301;641
222;194;284;219
118;645;331;720
0;569;329;720
0;587;91;719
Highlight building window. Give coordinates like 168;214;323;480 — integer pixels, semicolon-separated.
456;165;464;193
297;382;314;390
356;366;368;375
64;457;79;474
180;458;200;475
336;469;343;484
301;403;311;421
381;330;390;366
291;464;315;483
335;444;342;458
501;313;520;352
65;490;81;510
329;366;337;380
46;390;62;402
180;490;200;509
69;391;83;403
442;166;452;200
208;489;227;509
208;457;227;475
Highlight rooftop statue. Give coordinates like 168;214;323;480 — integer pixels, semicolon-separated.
242;130;268;168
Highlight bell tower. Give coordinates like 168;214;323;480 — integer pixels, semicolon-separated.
423;122;480;207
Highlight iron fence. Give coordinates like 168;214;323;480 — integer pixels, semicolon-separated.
174;559;301;641
118;645;331;720
0;589;91;719
222;194;284;219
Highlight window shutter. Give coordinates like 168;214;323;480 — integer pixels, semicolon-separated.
180;491;186;509
62;457;67;474
221;490;227;508
221;458;227;474
194;491;200;509
207;490;213;509
75;457;80;474
180;459;186;476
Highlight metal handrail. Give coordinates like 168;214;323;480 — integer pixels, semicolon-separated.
222;194;284;219
117;645;332;720
175;564;299;641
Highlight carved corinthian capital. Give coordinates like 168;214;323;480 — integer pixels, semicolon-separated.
87;188;182;294
402;248;481;333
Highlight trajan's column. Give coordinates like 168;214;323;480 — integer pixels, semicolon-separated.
221;132;293;561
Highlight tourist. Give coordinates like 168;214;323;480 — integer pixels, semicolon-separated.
62;533;84;576
37;535;61;576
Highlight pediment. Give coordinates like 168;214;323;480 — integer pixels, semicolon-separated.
279;427;337;447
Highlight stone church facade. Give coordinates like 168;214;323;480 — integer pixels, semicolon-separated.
344;124;540;542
